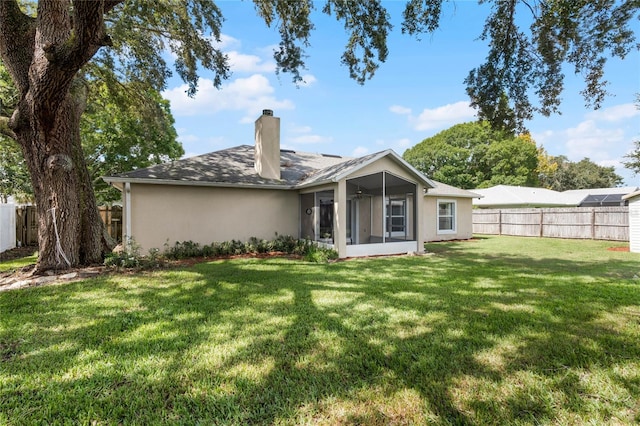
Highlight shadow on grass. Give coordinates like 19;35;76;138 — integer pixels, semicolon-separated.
1;240;640;424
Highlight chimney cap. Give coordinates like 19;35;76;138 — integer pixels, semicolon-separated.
262;109;274;116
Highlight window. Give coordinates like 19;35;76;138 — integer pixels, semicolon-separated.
386;198;406;237
438;200;456;233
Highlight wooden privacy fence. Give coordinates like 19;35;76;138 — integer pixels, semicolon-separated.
16;205;122;246
473;207;629;241
99;205;123;243
16;205;38;246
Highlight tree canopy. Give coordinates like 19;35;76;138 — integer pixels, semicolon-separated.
80;68;183;204
541;155;623;191
403;121;623;191
402;121;539;189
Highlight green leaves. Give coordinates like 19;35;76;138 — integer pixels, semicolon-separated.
542;155;623;191
323;0;392;84
403;121;539;189
104;0;230;95
81;66;183;203
467;0;638;131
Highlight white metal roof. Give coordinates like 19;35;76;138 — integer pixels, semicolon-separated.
473;184;639;208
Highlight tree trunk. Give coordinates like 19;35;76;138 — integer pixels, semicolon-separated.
16;91;108;273
0;0;116;273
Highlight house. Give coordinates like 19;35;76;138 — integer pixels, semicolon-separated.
472;185;573;208
104;110;479;258
562;187;639;207
473;185;638;209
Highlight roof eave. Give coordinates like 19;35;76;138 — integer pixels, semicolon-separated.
332;149;436;189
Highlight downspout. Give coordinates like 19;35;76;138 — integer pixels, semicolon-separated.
125;182;132;250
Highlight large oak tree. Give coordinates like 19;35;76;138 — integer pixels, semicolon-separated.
0;0;637;272
402;121;540;189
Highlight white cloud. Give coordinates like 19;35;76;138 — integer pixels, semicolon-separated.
390;101;475;131
586;103;640;122
215;34;241;50
163;74;294;120
389;105;412;115
299;74;317;87
565;120;625;162
227;51;275;73
352;146;370;156
284;123;332;145
411;101;476;131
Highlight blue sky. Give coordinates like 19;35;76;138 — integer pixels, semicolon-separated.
163;1;640;186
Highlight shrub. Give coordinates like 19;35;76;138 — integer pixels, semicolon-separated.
164;241;203;259
303;244;339;263
152;234;338;267
104;239;167;270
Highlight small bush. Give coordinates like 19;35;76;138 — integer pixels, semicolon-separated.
303;244;339;263
104;239;167;270
164;241;204;259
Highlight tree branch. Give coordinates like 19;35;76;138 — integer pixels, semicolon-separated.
0;0;36;94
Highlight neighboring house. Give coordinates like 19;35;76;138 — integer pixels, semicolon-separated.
104;110;478;258
562;187;639;207
473;185;638;209
472;185;573;208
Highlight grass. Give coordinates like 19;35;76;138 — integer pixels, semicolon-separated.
0;252;37;273
1;235;639;425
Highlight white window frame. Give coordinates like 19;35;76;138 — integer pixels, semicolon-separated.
385;197;407;238
437;199;457;234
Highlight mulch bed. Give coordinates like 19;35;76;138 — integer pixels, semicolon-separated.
607;246;630;252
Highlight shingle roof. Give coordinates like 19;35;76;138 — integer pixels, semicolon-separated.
104;144;439;191
105;145;353;188
425;180;482;199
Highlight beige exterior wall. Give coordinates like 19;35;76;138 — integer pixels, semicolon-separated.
128;184;298;251
348;157;416;182
423;196;474;242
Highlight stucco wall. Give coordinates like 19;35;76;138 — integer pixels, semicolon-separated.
128;184;299;251
349;157;416;182
423;197;474;242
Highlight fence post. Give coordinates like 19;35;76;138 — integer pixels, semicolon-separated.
498;210;502;235
591;208;596;239
539;210;544;237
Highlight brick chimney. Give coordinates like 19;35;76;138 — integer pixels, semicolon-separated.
254;109;280;180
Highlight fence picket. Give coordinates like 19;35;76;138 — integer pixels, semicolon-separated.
473;207;628;241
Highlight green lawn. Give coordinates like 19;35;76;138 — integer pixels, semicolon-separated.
1;236;639;425
0;252;37;273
